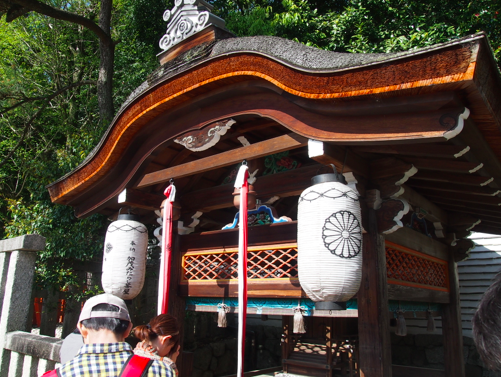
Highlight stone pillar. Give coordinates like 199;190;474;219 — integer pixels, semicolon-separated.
0;234;45;377
0;252;11;317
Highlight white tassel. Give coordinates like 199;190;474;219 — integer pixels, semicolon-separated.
217;303;228;328
395;311;407;336
427;310;436;332
293;306;306;334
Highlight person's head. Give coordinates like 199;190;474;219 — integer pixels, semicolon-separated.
77;293;132;344
473;272;501;370
134;314;180;357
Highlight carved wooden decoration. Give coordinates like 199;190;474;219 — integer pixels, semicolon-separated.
174;118;236;152
375;198;410;234
178;211;203;235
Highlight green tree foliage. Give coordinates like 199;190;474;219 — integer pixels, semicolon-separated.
214;0;501;63
0;0;171;293
1;0;501;295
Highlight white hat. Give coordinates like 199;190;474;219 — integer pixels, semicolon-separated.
78;293;131;323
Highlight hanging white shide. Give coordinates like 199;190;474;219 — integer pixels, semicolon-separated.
298;173;363;304
102;213;148;300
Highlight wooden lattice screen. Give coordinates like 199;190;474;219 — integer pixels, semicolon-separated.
385;241;449;291
182;241;448;293
182;244;298;281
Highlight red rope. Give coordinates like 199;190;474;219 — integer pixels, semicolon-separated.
237;168;249;377
161;184;174;314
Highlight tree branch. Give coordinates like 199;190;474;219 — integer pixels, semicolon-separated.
1;0;113;46
0;104;44;170
0;79;96;168
0;80;97;115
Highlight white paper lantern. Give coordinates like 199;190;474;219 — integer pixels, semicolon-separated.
297;170;362;307
102;213;148;300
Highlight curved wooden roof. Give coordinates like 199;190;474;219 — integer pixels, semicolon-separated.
47;33;501;234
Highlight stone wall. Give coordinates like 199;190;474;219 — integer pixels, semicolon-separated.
391;333;501;377
184;313;282;377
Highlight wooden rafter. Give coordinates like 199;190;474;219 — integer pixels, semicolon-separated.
404;157;484;174
353;144;470;159
420;190;501;206
409;181;501;196
432;197;501;214
409;171;494;186
179;164;319;212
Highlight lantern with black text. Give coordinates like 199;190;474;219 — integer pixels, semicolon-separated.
102;212;148;300
297;168;362;310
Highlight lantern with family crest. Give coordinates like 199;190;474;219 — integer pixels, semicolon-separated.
102;210;148;300
297;166;363;310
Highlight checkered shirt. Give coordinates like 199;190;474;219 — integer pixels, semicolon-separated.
58;342;174;377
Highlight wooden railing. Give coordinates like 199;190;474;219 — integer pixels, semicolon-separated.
179;222;450;302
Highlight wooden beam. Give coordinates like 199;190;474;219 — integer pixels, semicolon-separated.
180;222;298;252
385;227;449;261
179;164;319;212
409;181;501;196
400;185;449;224
308;140;369;177
358;209;392;377
410;171;494;186
387;284;449;303
405;157;484;174
137;133;308;188
179;280;302;298
117;188;164;210
354;144;470;159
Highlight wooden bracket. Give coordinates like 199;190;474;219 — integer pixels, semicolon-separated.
375;198;410;234
451;238;475;262
178;211;203;235
370;158;417;204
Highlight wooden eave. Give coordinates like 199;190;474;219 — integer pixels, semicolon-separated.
46;34;501;235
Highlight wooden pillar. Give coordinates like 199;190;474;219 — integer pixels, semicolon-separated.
282;316;291;373
358;209;392;377
442;255;465;377
326;318;333;377
168;232;188;376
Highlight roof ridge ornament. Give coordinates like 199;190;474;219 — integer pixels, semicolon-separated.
159;0;226;52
